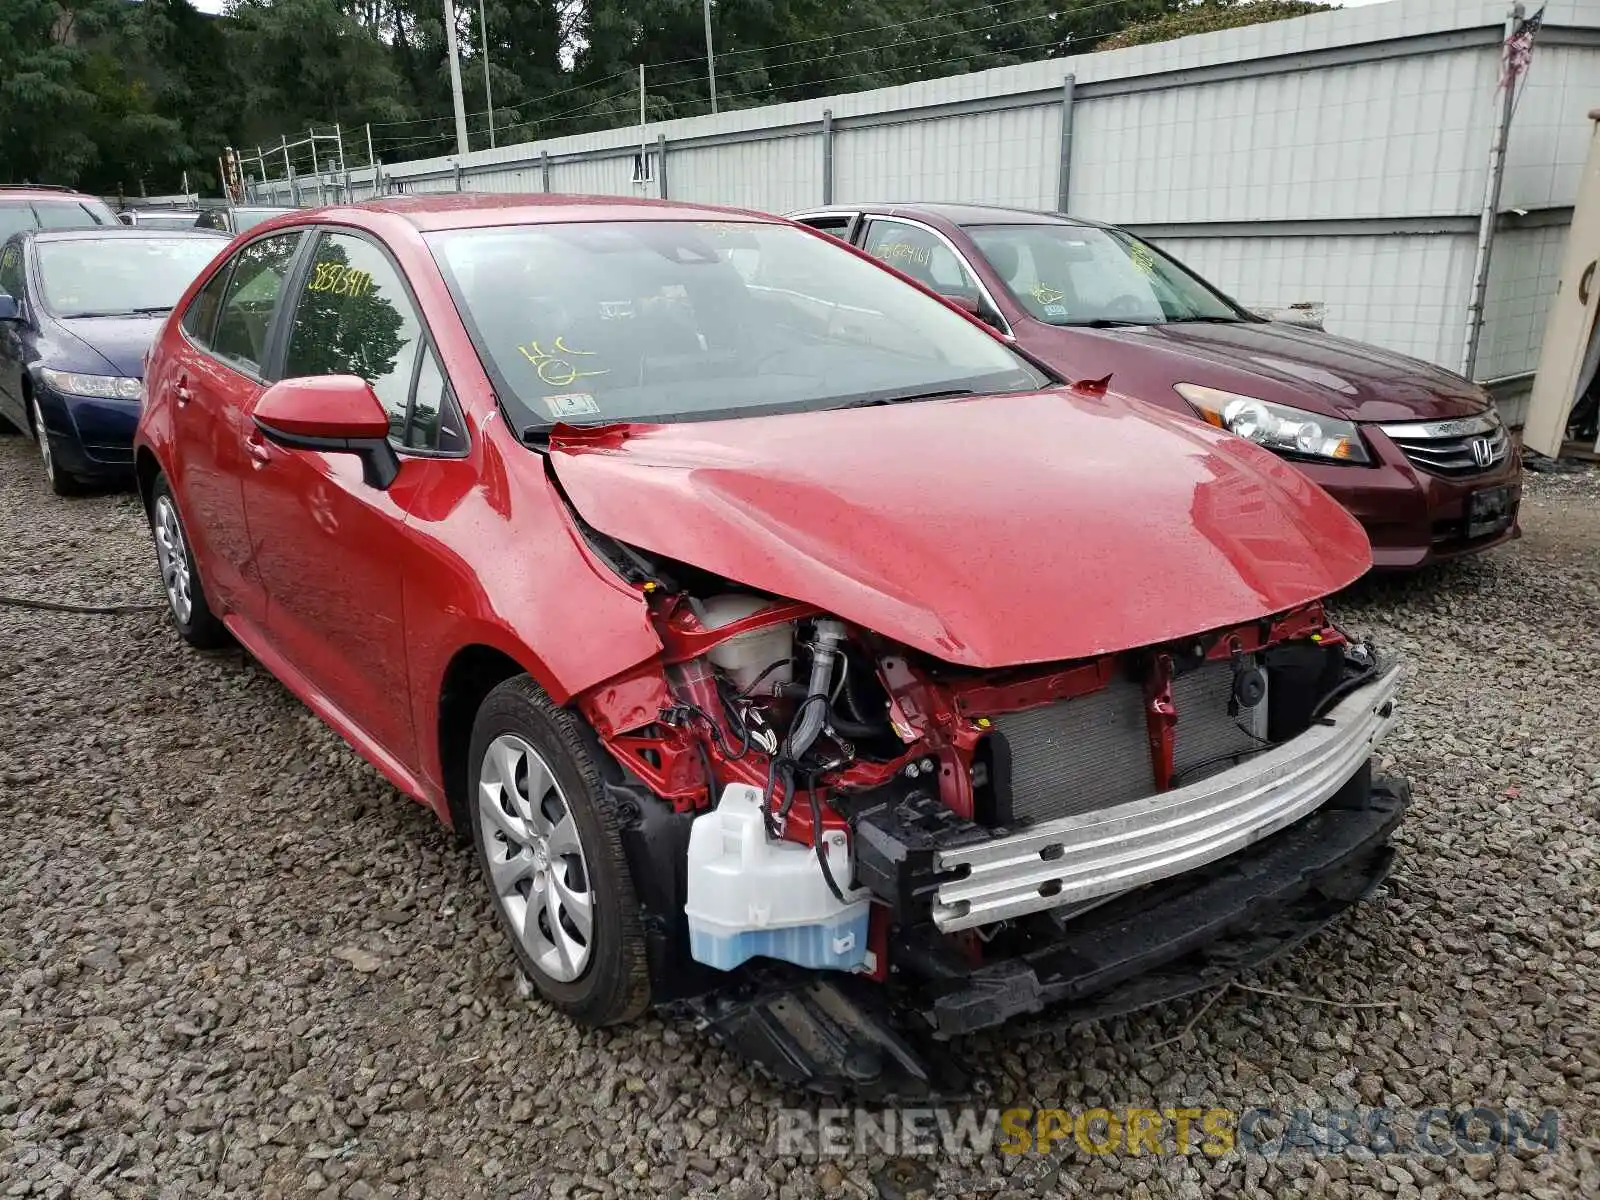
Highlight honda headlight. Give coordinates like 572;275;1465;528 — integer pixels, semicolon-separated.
39;369;143;401
1176;383;1369;464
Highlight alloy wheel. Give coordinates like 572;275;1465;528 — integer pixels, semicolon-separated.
31;398;55;487
152;495;193;624
477;733;594;983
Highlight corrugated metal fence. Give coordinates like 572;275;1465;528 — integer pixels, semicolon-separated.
250;0;1600;403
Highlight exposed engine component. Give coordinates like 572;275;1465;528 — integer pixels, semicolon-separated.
785;618;847;763
699;594;795;693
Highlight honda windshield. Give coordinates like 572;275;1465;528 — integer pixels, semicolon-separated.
966;224;1247;327
427;219;1047;429
37;236;221;318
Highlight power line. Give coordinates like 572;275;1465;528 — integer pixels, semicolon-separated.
256;0;1137;178
715;32;1099;108
650;0;1133;69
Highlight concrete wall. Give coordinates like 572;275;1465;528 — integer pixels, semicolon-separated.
252;0;1600;406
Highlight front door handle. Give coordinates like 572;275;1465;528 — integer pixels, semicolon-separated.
244;433;272;466
174;375;193;407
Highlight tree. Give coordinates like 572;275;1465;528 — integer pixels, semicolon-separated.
1102;0;1335;51
1;0;1220;190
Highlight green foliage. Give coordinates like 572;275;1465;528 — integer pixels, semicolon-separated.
0;0;1335;194
1102;0;1335;51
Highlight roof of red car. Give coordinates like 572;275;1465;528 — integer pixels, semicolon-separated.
347;192;783;232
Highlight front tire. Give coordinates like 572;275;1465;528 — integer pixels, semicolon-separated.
468;675;652;1027
148;473;230;649
33;396;81;496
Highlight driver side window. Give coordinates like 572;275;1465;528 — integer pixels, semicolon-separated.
282;232;465;454
861;222;976;297
283;232;422;440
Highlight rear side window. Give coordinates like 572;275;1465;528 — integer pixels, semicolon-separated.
210;232;303;375
282;232;423;439
0;205;37;244
182;264;233;347
797;216;852;239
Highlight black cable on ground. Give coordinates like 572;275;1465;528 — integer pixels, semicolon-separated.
0;594;164;615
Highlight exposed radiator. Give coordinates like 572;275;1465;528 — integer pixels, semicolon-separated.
990;660;1266;826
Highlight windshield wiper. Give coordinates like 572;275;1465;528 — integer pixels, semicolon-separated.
1055;318;1155;328
838;388;976;409
1166;315;1243;324
68;306;171;318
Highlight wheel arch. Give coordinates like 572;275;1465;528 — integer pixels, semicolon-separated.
435;642;547;836
134;445;162;515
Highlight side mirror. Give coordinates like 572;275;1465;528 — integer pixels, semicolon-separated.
251;375;400;490
940;290;982;317
117;212;136;226
940;290;1006;333
0;294;18;322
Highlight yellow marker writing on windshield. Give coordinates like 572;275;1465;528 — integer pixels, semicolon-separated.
517;336;609;387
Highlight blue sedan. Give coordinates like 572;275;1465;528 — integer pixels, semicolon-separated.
0;227;225;494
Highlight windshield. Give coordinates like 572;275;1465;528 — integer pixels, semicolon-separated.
967;224;1244;326
37;237;221;318
428;220;1046;428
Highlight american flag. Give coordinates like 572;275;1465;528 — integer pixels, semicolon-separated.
1501;4;1545;90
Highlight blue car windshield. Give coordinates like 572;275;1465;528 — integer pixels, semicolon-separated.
37;237;220;319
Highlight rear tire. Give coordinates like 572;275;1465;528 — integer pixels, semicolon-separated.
148;473;230;649
468;675;653;1027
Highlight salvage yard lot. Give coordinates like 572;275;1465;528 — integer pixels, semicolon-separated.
1;433;1597;1199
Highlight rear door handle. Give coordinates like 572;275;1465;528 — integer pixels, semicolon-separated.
174;376;193;406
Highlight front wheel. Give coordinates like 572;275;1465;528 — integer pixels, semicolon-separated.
468;675;653;1026
149;473;230;648
33;396;80;496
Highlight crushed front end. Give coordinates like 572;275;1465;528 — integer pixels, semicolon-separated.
573;563;1407;1095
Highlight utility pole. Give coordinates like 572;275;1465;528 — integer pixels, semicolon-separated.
479;0;495;148
703;0;717;114
443;0;470;156
638;63;647;182
1462;1;1526;379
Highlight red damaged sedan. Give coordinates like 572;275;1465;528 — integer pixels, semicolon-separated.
135;196;1408;1096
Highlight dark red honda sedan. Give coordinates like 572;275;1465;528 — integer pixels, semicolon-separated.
792;203;1523;570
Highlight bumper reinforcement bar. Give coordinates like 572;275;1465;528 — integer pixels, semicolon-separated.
932;664;1402;931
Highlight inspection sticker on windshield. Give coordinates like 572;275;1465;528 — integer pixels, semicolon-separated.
1043;303;1068;318
543;392;602;419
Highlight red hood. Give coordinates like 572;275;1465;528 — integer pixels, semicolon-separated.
1022;319;1492;423
549;391;1371;668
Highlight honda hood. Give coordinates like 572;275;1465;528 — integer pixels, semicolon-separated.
549;390;1371;668
1048;319;1491;423
56;314;166;378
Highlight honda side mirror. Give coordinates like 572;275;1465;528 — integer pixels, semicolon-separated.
940;290;1007;334
251;375;400;490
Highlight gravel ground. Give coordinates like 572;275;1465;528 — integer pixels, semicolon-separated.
2;432;1598;1200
